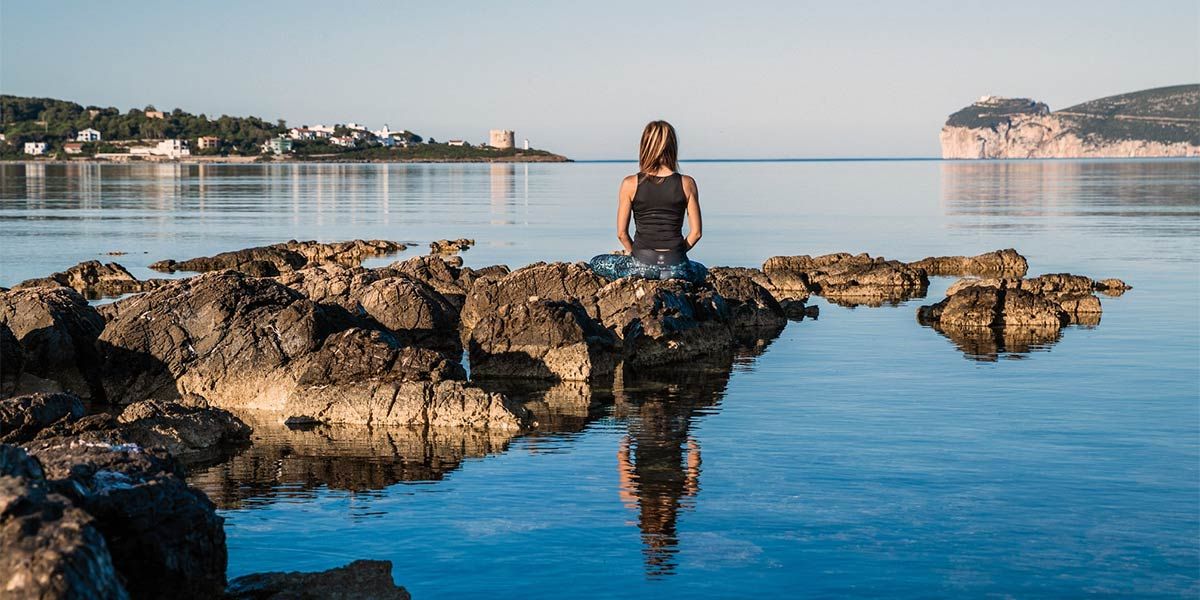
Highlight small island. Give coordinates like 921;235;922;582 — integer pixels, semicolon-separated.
0;95;569;163
940;84;1199;159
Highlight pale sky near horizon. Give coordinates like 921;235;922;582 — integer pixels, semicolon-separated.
2;1;1196;159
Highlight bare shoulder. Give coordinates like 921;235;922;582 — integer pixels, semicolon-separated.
681;174;699;193
621;174;639;187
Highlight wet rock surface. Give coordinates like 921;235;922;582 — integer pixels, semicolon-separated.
0;444;129;600
24;439;227;599
226;559;411;600
0;286;105;399
149;239;406;275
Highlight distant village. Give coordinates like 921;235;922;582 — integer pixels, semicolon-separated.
1;99;549;161
11;120;527;161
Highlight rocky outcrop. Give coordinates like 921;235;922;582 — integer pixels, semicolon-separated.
706;267;788;335
24;439;227;599
941;273;1125;326
226;559;411;600
941;85;1200;159
909;249;1028;278
762;253;928;307
149;239;406;275
0;287;105;399
461;262;606;330
429;238;474;254
385;254;507;308
918;286;1068;329
468;300;619;381
14;260;168;299
0;393;85;444
96;271;524;430
595;278;734;368
1;444;130;600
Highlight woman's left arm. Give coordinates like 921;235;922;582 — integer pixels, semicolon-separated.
683;176;703;250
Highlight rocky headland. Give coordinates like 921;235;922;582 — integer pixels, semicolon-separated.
940;84;1200;159
0;239;1129;597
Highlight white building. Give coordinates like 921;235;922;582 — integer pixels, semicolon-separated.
309;124;336;136
447;139;466;147
76;128;101;142
129;139;190;158
262;137;294;155
330;136;356;148
24;142;48;155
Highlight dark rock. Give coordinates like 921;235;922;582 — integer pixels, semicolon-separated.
461;262;606;331
357;275;460;348
0;287;105;399
0;444;130;600
595;278;734;368
1094;278;1132;296
283;379;530;430
384;254;499;308
1;323;24;397
275;263;377;310
14;260;168;299
429;238;474;254
468;300;619;381
706;267;787;335
150;239;406;275
96;271;330;405
225;559;410;600
25;439;226;599
943;273;1111;325
908;248;1028;278
0;392;85;444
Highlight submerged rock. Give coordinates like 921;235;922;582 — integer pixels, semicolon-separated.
0;287;105;399
25;439;226;599
909;248;1028;278
226;559;410;600
0;444;130;600
149;239;406;275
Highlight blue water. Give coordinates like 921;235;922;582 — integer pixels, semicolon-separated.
1;160;1197;597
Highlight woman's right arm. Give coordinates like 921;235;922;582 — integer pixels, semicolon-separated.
616;175;636;253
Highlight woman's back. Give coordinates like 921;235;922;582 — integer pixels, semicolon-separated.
632;172;687;252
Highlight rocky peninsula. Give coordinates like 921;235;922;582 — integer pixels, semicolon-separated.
1;239;1128;597
940;84;1199;159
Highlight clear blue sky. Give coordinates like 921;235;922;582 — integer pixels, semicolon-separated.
2;1;1196;158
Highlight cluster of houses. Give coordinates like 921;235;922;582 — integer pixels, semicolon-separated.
15;119;528;158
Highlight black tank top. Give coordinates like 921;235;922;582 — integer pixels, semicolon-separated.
632;172;687;252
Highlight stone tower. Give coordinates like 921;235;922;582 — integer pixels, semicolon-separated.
489;129;515;149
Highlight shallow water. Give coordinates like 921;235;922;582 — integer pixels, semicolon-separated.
1;160;1197;597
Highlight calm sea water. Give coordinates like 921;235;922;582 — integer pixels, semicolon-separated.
1;160;1197;598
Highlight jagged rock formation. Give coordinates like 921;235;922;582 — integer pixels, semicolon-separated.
941;85;1200;158
0;287;105;399
14;260;169;299
429;238;475;254
762;252;929;307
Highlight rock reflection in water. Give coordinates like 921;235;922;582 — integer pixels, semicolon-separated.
187;415;517;510
928;323;1066;362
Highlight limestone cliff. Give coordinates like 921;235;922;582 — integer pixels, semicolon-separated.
940;85;1200;159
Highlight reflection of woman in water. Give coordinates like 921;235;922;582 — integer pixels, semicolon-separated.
614;374;724;577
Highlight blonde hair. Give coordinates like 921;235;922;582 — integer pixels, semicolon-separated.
638;120;678;176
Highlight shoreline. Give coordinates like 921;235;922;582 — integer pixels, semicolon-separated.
1;154;571;166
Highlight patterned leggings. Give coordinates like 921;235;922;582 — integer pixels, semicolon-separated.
589;253;709;284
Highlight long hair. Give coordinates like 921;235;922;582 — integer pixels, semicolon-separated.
638;120;678;176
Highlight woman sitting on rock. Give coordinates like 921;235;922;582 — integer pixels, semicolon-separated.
589;120;708;283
